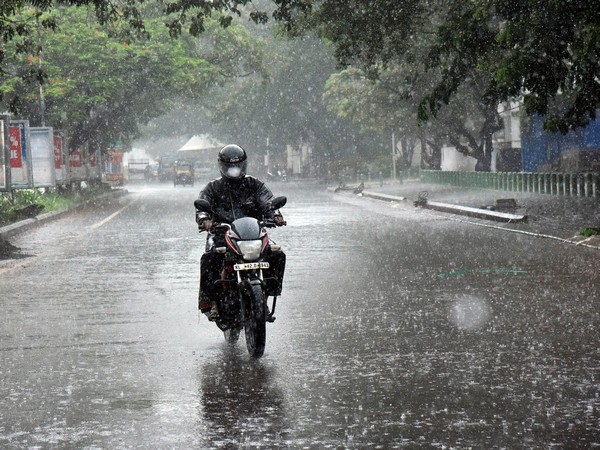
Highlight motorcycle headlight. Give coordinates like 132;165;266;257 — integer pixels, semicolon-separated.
237;240;263;261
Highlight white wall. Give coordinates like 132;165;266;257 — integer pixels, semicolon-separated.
441;146;477;171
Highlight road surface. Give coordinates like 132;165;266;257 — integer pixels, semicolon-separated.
1;182;599;448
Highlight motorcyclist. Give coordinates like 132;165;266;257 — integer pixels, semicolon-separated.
195;144;286;319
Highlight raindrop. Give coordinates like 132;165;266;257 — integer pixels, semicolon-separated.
449;296;490;330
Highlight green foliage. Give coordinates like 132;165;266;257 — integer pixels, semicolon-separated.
0;187;110;226
145;31;388;176
0;190;62;225
267;0;600;134
4;0;596;177
581;227;600;237
5;0;598;137
0;4;267;153
323;37;502;170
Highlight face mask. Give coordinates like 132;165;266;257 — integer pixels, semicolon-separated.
227;166;242;178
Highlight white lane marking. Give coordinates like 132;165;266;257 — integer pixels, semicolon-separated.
0;195;141;274
89;199;137;230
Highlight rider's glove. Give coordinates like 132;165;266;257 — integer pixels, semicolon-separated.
198;218;213;231
273;215;285;226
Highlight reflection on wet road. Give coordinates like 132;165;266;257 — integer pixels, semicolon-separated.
0;182;599;448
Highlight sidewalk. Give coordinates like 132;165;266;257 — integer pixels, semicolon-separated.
340;181;600;250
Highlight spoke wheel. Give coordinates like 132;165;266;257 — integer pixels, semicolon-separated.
244;284;266;358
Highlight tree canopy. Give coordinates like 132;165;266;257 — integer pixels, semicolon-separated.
0;3;268;151
157;0;600;134
2;0;598;172
269;0;600;134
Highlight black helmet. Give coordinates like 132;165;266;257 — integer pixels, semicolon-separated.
218;144;247;180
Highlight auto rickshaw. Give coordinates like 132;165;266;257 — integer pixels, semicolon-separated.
173;161;194;187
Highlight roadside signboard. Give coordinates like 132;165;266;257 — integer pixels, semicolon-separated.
30;127;57;187
10;125;23;168
68;141;87;182
69;147;83;167
87;145;102;182
104;147;124;186
53;133;68;184
9;121;33;188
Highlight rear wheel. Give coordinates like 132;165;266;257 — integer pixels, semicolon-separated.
244;284;266;358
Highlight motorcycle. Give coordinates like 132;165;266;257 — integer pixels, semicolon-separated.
194;196;287;358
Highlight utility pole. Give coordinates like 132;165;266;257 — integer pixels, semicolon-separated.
36;11;46;127
1;114;13;198
392;132;397;182
265;137;270;175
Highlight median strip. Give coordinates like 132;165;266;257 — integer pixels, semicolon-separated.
422;201;528;223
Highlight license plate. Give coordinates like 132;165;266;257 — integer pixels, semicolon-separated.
234;262;270;271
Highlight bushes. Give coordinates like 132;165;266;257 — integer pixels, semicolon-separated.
0;187;108;226
581;227;600;237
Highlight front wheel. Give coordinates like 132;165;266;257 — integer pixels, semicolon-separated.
244;283;266;358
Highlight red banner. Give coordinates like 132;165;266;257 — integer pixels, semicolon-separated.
69;148;83;167
53;136;63;169
107;148;123;163
9;126;22;168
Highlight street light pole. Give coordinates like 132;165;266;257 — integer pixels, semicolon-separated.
1;114;13;198
392;132;397;183
36;11;46;127
265;137;270;175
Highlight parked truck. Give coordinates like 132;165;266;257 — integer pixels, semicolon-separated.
127;158;149;182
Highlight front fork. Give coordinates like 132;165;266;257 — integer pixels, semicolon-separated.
238;270;277;322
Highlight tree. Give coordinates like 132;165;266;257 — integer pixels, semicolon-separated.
324;67;422;169
141;32;388;178
265;0;600;134
0;0;146;71
7;1;597;136
322;14;505;173
0;5;267;152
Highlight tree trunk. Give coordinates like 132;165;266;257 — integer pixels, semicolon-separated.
422;139;442;170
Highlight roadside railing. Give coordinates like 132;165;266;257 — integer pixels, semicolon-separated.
420;170;600;198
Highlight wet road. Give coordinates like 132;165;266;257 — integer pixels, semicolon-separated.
1;182;599;448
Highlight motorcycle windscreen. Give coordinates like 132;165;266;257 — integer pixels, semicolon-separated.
230;217;262;240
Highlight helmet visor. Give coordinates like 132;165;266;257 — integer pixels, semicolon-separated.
220;159;247;179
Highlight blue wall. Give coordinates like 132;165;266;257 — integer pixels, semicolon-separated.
521;115;600;171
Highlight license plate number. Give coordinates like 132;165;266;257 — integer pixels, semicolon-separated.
234;262;269;271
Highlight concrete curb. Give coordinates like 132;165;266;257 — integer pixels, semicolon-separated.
331;186;600;249
422;200;527;223
359;190;407;202
0;189;129;239
354;188;526;223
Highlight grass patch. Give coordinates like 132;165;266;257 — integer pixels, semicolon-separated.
0;187;109;226
580;227;600;237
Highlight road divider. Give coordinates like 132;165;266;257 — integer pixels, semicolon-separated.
359;191;406;202
353;188;527;223
331;185;600;249
421;200;528;223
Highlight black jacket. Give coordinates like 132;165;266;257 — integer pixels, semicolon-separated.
196;176;278;224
